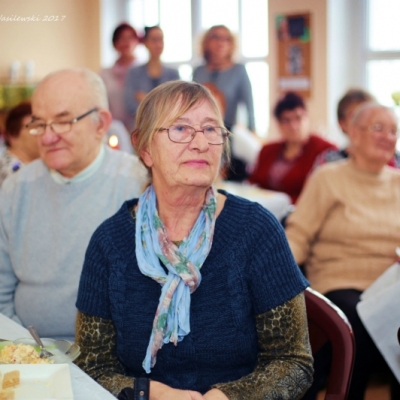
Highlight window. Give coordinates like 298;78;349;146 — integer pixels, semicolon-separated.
127;0;269;136
366;0;400;107
366;0;400;150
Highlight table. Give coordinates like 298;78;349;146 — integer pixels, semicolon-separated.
217;181;292;222
0;313;115;400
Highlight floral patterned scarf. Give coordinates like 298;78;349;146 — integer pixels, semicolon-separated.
135;184;217;373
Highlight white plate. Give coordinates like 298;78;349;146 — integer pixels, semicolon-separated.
0;364;73;399
0;339;80;364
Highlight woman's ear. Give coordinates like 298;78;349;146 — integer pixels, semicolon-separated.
139;141;153;168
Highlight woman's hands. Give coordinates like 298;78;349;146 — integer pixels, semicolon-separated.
149;381;205;400
149;381;229;400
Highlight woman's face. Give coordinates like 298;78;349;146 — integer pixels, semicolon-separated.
351;107;397;167
144;28;164;59
114;29;138;57
277;107;310;144
206;27;233;62
141;101;223;191
13;115;40;160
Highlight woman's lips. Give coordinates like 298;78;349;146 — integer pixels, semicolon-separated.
184;160;209;166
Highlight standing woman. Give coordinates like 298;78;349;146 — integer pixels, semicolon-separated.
75;81;313;399
100;23;139;130
193;25;255;181
124;26;180;122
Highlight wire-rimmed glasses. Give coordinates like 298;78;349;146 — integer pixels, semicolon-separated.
357;123;399;138
26;108;99;136
159;125;230;145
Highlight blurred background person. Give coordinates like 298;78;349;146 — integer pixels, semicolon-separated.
248;92;336;204
100;22;139;130
202;82;261;179
314;88;400;169
124;26;180;124
193;25;255;182
285;102;400;400
0;102;39;186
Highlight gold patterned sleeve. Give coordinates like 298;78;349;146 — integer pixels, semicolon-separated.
75;311;134;397
213;292;313;400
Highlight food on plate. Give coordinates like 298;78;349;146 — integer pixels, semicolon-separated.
0;389;15;400
0;343;53;364
1;370;19;390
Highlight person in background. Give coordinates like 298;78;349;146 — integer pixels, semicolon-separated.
313;88;400;169
124;26;180;123
75;80;313;399
193;25;255;182
101;22;139;131
202;82;261;179
0;102;39;186
285;102;400;400
0;68;147;341
248;92;336;204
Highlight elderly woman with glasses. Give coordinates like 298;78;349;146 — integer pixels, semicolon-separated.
285;102;400;400
75;81;313;400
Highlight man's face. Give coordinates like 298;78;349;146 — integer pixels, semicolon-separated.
31;73;105;178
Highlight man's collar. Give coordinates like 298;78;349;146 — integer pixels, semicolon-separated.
50;145;106;184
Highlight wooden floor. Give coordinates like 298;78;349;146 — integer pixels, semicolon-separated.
317;382;390;400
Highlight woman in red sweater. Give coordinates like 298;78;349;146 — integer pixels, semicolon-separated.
248;92;337;203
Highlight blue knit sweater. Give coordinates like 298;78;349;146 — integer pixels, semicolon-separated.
76;191;308;393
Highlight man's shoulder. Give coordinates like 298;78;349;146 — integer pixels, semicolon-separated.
102;148;148;180
1;159;47;191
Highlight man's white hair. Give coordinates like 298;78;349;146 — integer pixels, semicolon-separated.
35;68;109;111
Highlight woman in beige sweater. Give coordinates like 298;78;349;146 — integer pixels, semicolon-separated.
285;102;400;400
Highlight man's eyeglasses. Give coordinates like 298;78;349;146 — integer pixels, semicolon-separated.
159;125;230;145
357;123;399;138
27;108;99;136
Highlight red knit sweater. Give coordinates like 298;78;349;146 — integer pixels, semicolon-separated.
248;134;337;203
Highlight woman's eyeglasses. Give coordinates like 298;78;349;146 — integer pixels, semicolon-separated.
159;125;230;145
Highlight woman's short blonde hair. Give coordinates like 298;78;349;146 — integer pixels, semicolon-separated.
132;80;230;175
200;25;237;62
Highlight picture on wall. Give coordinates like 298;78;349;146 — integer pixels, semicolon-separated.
276;12;311;98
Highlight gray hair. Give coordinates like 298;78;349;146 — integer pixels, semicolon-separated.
351;101;396;126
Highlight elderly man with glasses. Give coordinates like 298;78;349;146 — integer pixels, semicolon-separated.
0;68;147;341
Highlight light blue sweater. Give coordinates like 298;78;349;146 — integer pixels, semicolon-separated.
0;147;148;340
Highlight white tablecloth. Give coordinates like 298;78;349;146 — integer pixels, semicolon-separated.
218;181;292;222
0;313;115;399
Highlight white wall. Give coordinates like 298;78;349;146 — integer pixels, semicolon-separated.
327;0;366;147
0;0;101;81
100;0;130;67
